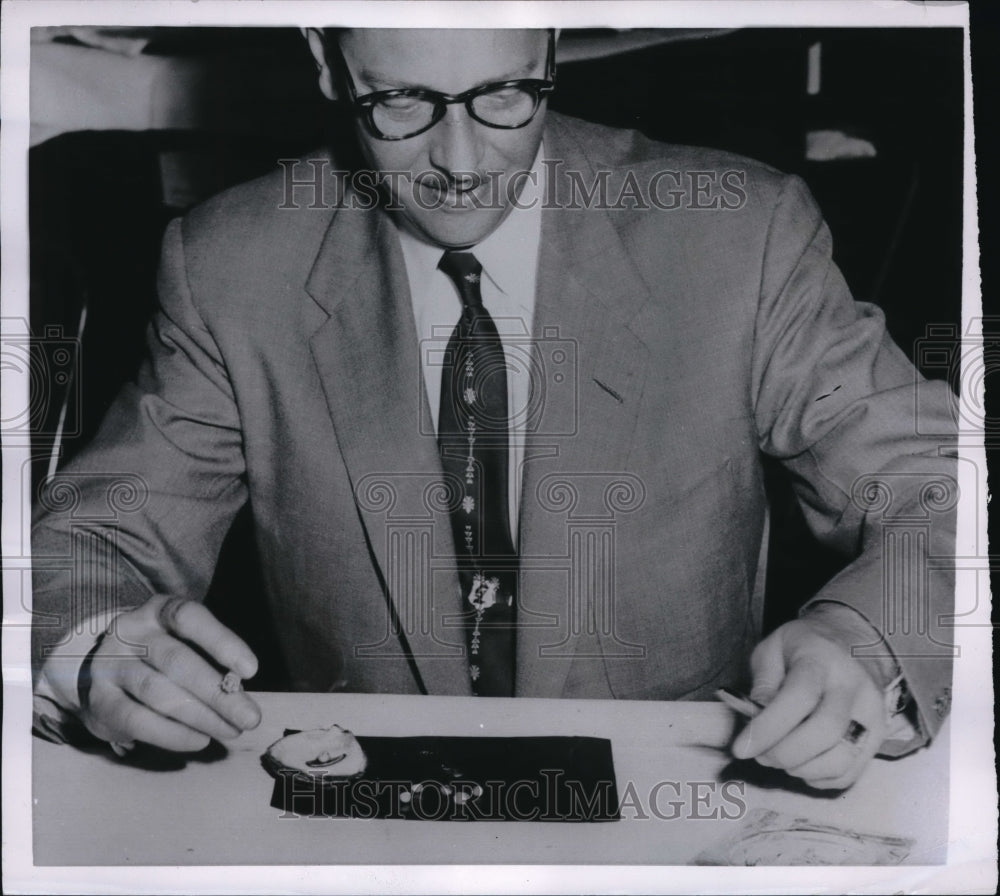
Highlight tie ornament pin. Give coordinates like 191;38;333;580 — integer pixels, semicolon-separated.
469;574;500;610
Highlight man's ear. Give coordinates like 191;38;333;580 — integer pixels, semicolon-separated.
302;27;338;101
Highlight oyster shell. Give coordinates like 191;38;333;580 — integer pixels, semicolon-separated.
264;724;367;779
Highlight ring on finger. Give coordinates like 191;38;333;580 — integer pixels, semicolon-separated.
843;719;868;747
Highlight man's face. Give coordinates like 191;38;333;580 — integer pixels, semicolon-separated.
317;29;550;249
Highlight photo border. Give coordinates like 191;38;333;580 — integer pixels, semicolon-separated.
2;1;992;893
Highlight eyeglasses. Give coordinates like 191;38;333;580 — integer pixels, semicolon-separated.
336;31;556;141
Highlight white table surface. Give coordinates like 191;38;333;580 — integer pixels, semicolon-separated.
32;692;949;866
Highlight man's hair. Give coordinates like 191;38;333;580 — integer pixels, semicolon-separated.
319;28;350;100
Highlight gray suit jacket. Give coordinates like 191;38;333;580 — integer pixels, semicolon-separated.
32;113;957;741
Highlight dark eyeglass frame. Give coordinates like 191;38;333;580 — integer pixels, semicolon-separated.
335;30;556;141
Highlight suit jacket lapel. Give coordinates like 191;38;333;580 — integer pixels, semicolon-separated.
305;201;471;696
516;118;653;697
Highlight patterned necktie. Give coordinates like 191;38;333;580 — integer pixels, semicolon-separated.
437;251;517;697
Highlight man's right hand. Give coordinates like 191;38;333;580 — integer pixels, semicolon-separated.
78;596;262;752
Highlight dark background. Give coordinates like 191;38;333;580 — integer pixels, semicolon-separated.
29;27;970;689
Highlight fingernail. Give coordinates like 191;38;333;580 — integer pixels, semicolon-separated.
238;706;261;730
237;659;258;679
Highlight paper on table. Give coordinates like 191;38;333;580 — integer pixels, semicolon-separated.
694;808;914;865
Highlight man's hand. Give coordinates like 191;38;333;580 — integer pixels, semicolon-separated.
730;619;886;790
79;596;262;753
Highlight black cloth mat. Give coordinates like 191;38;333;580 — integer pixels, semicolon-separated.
265;733;619;822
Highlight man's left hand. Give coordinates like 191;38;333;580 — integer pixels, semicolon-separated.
730;619;886;790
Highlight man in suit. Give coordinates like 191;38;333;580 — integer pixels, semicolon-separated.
32;28;956;790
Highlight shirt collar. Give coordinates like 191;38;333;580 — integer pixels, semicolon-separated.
471;146;543;307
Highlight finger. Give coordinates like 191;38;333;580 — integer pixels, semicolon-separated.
154;597;258;680
755;681;857;769
787;740;871;787
146;634;262;731
85;685;212;753
801;769;867;791
120;661;243;742
732;658;824;759
747;633;787;705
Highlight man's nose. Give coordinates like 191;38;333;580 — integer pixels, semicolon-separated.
427;104;484;185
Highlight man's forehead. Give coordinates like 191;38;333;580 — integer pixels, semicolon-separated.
337;28;548;89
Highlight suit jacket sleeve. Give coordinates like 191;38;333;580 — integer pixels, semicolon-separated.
31;217;248;680
750;174;957;748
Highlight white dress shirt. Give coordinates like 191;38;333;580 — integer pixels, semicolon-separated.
395;149;544;544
